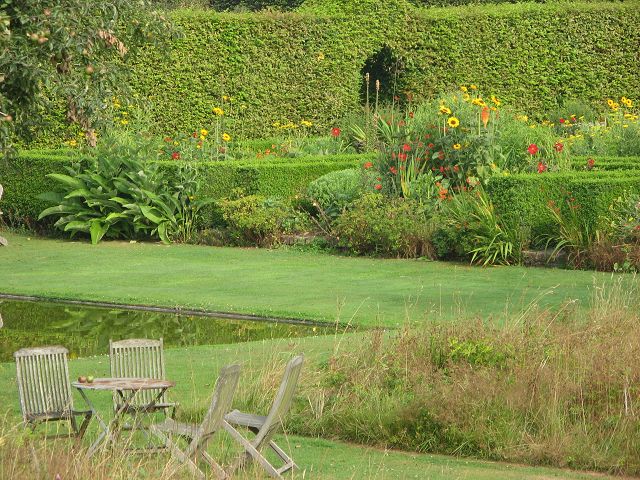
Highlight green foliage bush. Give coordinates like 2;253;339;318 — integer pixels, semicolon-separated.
26;1;640;145
209;0;302;11
486;170;640;246
218;193;310;245
37;145;212;244
333;193;434;257
0;150;367;228
307;168;371;220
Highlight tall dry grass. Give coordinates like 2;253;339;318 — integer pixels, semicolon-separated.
288;278;640;475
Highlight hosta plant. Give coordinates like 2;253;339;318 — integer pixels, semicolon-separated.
38;146;212;244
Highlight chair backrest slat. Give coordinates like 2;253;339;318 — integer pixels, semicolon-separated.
109;338;168;407
14;346;74;422
255;355;304;446
197;364;241;444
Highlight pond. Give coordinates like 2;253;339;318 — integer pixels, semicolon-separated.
0;299;330;362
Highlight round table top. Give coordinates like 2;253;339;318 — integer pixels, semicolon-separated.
72;377;175;391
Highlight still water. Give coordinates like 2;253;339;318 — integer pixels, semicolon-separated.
0;299;328;362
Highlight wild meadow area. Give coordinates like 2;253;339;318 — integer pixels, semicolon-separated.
1;0;640;478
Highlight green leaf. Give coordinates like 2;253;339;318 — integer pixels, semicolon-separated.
139;205;165;225
90;220;109;244
46;173;85;190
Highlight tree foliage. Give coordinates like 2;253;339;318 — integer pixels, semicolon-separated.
0;0;172;156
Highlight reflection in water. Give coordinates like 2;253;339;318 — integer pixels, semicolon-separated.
0;300;329;361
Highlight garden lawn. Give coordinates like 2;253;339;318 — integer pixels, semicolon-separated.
0;233;631;327
0;336;619;480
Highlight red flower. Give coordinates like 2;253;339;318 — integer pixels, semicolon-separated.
537;161;547;173
398;120;406;127
586;158;595;170
527;144;539;155
331;127;341;137
374;184;382;190
402;143;411;152
453;165;460;173
389;166;398;175
439;166;445;173
171;151;180;160
559;118;565;124
438;151;445;160
164;137;172;143
192;132;198;138
398;153;407;162
428;143;434;149
363;161;373;169
553;142;564;152
409;112;414;119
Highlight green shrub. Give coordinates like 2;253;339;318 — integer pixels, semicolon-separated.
333;193;434;257
218;193;310;246
486;170;640;246
0;150;368;228
307;168;371;220
23;2;640;145
437;189;525;265
37;144;212;244
209;0;303;11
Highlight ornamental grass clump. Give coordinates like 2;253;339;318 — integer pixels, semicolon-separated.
288;280;640;475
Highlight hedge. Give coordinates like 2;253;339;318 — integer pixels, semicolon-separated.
571;155;640;171
0;150;371;226
25;1;640;146
486;170;640;244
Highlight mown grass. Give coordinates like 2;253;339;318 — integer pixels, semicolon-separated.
0;233;634;327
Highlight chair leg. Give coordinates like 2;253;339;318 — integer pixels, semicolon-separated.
77;412;92;441
151;428;206;480
223;421;282;479
201;450;229;480
269;441;297;473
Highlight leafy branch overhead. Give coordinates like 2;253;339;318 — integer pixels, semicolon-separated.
0;0;173;156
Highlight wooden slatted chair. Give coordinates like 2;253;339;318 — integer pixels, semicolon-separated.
223;354;304;479
109;338;177;419
151;364;242;480
14;346;92;439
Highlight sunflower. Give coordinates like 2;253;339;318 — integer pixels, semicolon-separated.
491;95;501;106
448;117;460;128
462;93;471;102
200;129;208;136
453;143;462;150
607;99;615;108
212;107;224;116
460;86;468;93
222;133;231;142
439;105;452;115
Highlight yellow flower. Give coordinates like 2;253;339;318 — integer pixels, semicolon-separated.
300;120;313;127
173;141;179;146
517;114;528;122
317;52;325;61
121;111;128;116
490;95;501;106
66;139;78;147
212;107;224;116
623;124;629;128
471;98;484;106
222;95;230;102
272;121;281;128
453;143;461;150
448;116;460;128
196;144;202;149
607;98;615;107
120;119;129;125
199;135;206;141
470;84;478;90
462;93;471;102
439;105;452;115
200;128;208;136
113;102;121;109
222;133;231;142
460;86;468;92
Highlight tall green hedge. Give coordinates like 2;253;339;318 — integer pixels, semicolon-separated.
0;150;370;226
26;1;636;146
486;170;640;244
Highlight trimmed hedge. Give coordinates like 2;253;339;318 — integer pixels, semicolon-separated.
571;155;640;171
25;1;640;146
486;170;640;243
0;150;371;226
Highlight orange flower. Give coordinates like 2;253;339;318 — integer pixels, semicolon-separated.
481;107;490;128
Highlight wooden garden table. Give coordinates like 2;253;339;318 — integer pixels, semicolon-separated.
72;377;175;457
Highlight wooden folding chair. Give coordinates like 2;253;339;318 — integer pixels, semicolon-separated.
109;338;177;419
223;354;304;479
150;364;242;480
14;346;92;439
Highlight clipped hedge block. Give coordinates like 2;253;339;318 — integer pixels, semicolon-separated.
486;170;640;243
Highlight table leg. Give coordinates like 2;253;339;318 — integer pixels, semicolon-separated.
76;389;110;458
